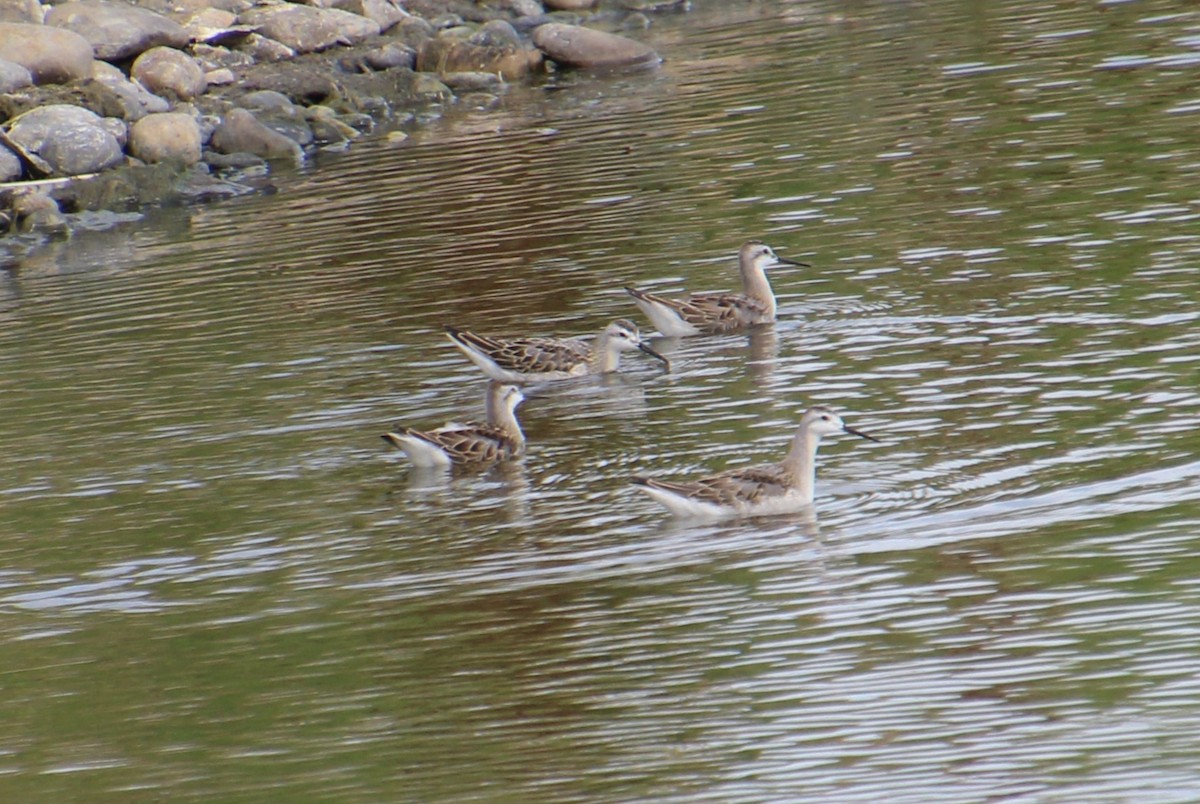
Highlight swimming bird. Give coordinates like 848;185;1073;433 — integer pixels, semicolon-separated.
626;241;808;336
445;319;670;383
382;382;526;468
631;406;878;518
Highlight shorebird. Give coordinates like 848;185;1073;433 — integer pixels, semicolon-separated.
382;382;526;468
445;319;670;383
626;241;808;336
631;406;878;518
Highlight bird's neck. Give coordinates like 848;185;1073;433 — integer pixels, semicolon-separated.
486;391;525;445
592;331;620;373
741;261;776;316
781;428;820;503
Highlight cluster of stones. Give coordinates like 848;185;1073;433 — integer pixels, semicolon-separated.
0;0;674;233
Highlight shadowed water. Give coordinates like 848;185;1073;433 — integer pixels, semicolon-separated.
3;0;1200;800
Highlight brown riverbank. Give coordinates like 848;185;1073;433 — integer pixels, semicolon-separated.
0;0;675;236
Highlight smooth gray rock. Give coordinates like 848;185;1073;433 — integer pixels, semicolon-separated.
182;8;256;46
0;143;21;181
46;1;188;61
0;55;31;92
470;19;521;49
0;0;41;24
241;90;312;146
0;22;94;84
97;115;127;147
241;89;298;116
235;33;296;63
532;22;660;68
363;42;414;71
131;46;207;101
388;15;433;49
504;0;544;16
330;0;405;33
7;104;124;176
129;112;203;165
205;67;236;85
91;60;170;120
238;5;380;54
192;42;255;71
210;107;303;160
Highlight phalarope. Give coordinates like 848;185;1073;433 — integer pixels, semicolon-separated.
631;406;878;518
445;319;670;383
382;382;526;468
626;241;808;336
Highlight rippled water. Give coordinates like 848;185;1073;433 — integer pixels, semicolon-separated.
4;0;1200;799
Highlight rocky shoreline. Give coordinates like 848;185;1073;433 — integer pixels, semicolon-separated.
0;0;679;237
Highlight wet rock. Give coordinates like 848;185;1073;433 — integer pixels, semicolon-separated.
11;191;69;234
622;12;650;29
621;0;689;9
412;72;452;101
305;105;360;143
46;2;188;62
532;22;660;69
0;142;20;181
91;61;170;121
131;47;208;102
0;0;42;23
203;149;266;170
340;111;375;131
235;33;296;63
543;0;596;9
242;89;313;145
210;107;303;161
0;56;31;92
129;112;203;165
417;38;543;80
363;42;415;71
0;22;94;85
442;70;502;92
6;104;124;176
238;5;380;54
470;19;521;49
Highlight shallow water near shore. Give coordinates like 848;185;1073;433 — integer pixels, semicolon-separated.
4;0;1200;799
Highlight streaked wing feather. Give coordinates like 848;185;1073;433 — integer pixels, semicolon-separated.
409;425;519;463
487;336;590;373
645;465;788;507
677;292;768;333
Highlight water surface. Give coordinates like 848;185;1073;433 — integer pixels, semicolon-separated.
3;0;1200;800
